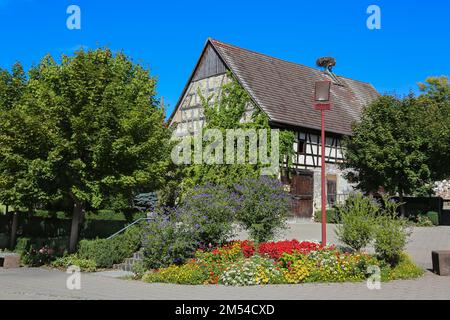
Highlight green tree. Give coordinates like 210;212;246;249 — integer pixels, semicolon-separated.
342;77;450;214
13;49;170;252
0;63;52;248
341;94;432;215
417;76;450;181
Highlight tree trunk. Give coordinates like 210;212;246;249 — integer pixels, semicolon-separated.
9;211;18;250
27;206;33;218
69;200;83;253
398;191;406;217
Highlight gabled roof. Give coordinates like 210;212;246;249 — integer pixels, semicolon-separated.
171;38;380;136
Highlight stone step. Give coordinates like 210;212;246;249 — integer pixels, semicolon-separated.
133;252;143;260
113;263;133;272
113;250;144;272
124;258;138;265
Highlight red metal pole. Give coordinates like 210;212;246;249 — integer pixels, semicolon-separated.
321;110;327;246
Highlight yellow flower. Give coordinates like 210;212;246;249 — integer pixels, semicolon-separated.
283;260;310;284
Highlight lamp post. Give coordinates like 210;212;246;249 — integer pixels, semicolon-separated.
314;81;332;246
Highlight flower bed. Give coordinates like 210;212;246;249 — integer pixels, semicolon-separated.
141;240;424;286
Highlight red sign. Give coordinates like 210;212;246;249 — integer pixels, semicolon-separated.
314;103;332;111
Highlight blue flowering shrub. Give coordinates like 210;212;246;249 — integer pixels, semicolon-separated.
142;184;239;269
142;207;200;269
142;178;291;269
182;184;238;247
234;177;290;243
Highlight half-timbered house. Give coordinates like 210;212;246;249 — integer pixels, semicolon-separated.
169;38;379;218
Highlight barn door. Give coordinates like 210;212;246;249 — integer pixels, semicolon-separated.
283;170;314;218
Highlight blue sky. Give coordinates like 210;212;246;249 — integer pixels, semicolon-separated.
1;0;449;116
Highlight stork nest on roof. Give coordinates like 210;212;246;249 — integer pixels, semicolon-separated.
316;57;336;70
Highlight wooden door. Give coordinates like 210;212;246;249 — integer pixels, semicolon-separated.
288;171;314;218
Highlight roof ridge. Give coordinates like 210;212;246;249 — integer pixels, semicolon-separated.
210;38;321;73
209;38;373;86
335;74;373;86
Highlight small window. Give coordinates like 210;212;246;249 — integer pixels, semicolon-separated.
298;139;306;155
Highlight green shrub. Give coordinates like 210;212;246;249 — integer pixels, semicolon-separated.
335;194;379;251
15;236;69;267
374;212;411;266
21;246;56;267
409;210;439;227
51;255;97;272
32;237;69;254
14;237;32;253
77;239;115;268
425;211;439;226
131;260;148;279
78;225;142;268
314;209;338;223
117;225;143;257
13;237;68;259
234;177;290;243
414;214;434;227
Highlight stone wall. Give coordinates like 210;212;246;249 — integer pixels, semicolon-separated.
312;163;356;213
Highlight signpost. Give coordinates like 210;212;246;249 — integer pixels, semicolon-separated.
314;81;332;246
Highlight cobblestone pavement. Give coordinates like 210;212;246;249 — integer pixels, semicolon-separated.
0;223;449;300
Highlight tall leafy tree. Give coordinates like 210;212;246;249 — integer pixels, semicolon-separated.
15;49;170;252
0;63;52;248
418;76;450;180
342;78;450;215
341;94;432;215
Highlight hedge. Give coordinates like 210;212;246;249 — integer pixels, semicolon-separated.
77;225;143;268
313;209;338;223
425;211;439;226
0;212;145;249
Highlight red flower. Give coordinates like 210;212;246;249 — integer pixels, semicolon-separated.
240;240;256;258
256;240;333;260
